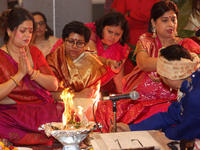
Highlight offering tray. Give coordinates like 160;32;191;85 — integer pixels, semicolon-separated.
39;122;99;150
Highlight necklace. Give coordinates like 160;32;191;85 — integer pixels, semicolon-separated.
5;44;12;57
6;44;27;57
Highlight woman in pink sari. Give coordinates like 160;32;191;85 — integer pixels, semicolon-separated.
85;12;131;94
95;0;200;133
0;8;64;145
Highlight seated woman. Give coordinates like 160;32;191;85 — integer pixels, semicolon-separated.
116;45;200;141
31;12;61;57
95;0;200;133
85;12;131;94
46;21;108;121
0;8;64;145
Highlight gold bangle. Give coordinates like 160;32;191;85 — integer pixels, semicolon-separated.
30;70;40;80
11;76;20;86
106;58;111;67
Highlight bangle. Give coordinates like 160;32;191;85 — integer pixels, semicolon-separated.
106;58;111;67
11;76;20;86
30;70;40;80
30;69;34;77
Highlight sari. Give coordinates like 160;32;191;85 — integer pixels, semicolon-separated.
33;36;59;58
95;33;200;132
46;45;108;120
85;23;131;91
0;46;64;145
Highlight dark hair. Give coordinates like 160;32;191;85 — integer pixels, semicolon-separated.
31;12;53;40
160;44;192;61
95;11;129;46
0;7;36;43
148;0;179;33
62;21;91;43
192;0;200;17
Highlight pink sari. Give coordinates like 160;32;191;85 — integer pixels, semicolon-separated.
85;23;131;87
0;46;64;145
95;33;200;133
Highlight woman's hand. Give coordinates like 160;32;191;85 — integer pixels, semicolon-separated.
148;74;161;83
74;88;94;98
18;49;28;76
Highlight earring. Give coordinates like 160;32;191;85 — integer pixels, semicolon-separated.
8;32;11;36
152;26;156;38
45;29;48;31
175;31;178;37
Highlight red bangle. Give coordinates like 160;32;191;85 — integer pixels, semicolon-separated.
30;69;34;76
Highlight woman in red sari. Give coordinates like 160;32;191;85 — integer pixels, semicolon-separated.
85;12;131;94
95;0;200;133
0;8;64;145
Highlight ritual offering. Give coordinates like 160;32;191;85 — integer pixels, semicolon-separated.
39;88;100;150
0;142;18;150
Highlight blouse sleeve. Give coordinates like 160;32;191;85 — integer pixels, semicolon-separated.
132;40;147;61
30;46;54;76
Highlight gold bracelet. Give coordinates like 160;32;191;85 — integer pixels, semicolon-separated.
30;70;40;80
106;58;111;67
11;76;20;86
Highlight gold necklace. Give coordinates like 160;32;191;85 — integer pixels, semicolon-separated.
5;44;27;57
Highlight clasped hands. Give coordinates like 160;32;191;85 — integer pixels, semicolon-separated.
18;48;33;76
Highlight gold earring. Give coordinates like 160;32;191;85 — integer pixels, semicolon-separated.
45;29;47;31
8;32;11;36
152;26;156;38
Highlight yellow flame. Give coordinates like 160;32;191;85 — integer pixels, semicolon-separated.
60;88;74;127
77;106;83;116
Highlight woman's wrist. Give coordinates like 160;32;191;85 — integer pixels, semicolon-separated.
29;69;34;76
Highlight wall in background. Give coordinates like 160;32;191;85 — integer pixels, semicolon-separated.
23;0;92;38
0;1;8;46
92;0;105;22
0;0;105;43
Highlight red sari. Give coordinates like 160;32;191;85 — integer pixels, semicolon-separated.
95;33;200;132
0;46;64;145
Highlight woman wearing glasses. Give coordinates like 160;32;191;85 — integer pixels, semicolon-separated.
46;21;108;120
31;12;61;57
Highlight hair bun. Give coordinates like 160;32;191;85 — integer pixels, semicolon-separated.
0;9;11;29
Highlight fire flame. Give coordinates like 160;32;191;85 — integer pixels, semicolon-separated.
60;88;74;127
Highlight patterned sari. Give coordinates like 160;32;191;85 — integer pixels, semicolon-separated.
33;36;60;58
85;23;131;91
95;33;200;132
46;45;108;121
0;46;64;145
